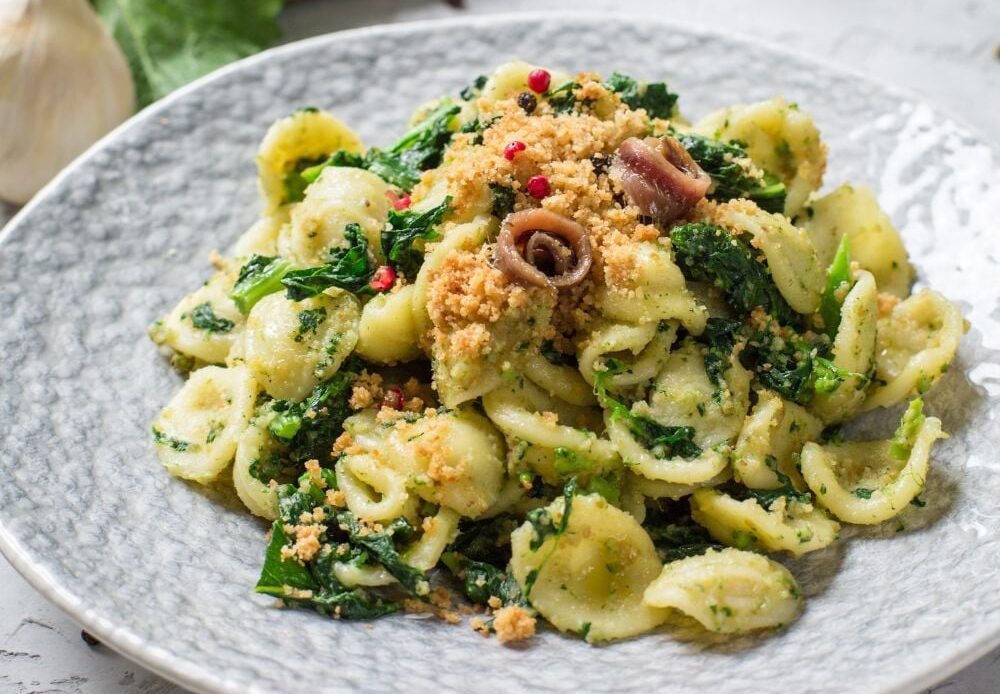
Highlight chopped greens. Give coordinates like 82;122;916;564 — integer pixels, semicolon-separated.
151;426;193;452
460;74;488;101
728;457;812;510
522;478;577;600
593;366;702;460
441;552;523;607
190;302;234;333
702;317;742;389
643;500;721;563
540;340;577;368
336;512;429;596
300;100;460;191
265;363;359;469
674;133;786;213
283;155;327;204
294;307;327;342
488;183;516;218
380;197;451;278
890;398;926;461
545;81;580;114
820;234;853;338
605;71;678;119
282;223;375;298
229;254;294;314
670;222;801;327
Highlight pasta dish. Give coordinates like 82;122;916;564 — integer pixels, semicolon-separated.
148;62;966;643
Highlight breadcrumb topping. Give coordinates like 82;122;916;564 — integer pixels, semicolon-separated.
492;605;537;643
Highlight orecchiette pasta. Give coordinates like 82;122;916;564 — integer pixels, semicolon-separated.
150;262;244;365
690;487;840;556
243;289;360;401
510;494;669;641
152;365;258;483
863;289;965;411
149;64;965;644
694;96;825;216
803;184;914;297
256;108;364;213
801;399;946;524
643;548;802;633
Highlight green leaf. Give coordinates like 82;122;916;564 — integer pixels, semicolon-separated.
229;255;294;315
380;197;451;278
891;398;926;461
674;133;787;213
605;72;678;119
545;81;580;114
94;0;284;107
190;302;234;333
255;521;316;594
702;317;742;389
335;512;429;597
820;234;853;338
670;222;801;327
282;223;375;298
522;478;578;601
489;183;516;218
441;553;523;607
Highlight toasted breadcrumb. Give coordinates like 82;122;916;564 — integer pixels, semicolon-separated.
349;371;384;410
492;605;537;643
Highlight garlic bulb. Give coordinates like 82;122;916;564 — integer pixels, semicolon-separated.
0;0;135;204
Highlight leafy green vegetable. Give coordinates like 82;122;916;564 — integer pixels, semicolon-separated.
380;198;451;278
282;224;375;298
820;234;853;338
891;398;925;461
643;500;721;563
94;0;284;108
336;512;428;596
741;318;823;404
229;254;294;314
593;366;702;460
283;155;328;204
151;426;192;452
674;133;786;213
460;74;488;101
447;516;517;567
190;303;234;333
853;488;875;499
301;101;459;191
812;356;866;395
545;81;580;114
540;340;577;368
702;317;742;389
522;478;578;600
670;222;801;327
553;448;592;476
441;553;523;607
265;364;360;468
489;183;516;218
728;456;811;510
605;71;678;119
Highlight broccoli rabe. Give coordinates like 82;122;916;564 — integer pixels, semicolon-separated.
674;133;786;213
488;183;516;218
593;366;702;460
303;101;460;191
702;317;742;391
380;197;451;279
265;361;360;469
281;223;375;299
545;80;580;114
642;500;721;563
229;254;294;314
670;222;801;327
605;71;678;119
890;398;925;461
820;234;852;338
441;552;524;607
522;477;578;600
724;456;811;510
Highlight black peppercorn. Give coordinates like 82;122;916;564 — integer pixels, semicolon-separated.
517;91;537;114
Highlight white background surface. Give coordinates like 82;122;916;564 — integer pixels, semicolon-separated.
1;1;997;692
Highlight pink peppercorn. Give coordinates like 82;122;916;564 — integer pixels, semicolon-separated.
387;190;411;210
526;175;550;199
527;69;551;94
504;140;526;160
381;386;405;410
370;265;396;292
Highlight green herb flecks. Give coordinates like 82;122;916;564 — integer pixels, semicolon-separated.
152;426;194;452
891;398;926;461
229;254;294;314
190;302;234;333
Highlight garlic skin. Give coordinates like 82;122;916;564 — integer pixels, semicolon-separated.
0;0;135;204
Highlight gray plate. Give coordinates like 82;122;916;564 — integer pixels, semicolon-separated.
0;13;997;694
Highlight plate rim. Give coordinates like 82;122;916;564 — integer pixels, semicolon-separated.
0;11;997;694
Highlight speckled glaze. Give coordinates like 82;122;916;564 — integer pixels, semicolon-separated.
0;14;997;694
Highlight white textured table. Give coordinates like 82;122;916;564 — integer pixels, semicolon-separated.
1;1;997;692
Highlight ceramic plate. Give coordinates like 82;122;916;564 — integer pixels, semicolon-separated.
0;14;997;694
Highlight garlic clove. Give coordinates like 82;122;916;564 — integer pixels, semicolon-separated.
0;0;135;204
